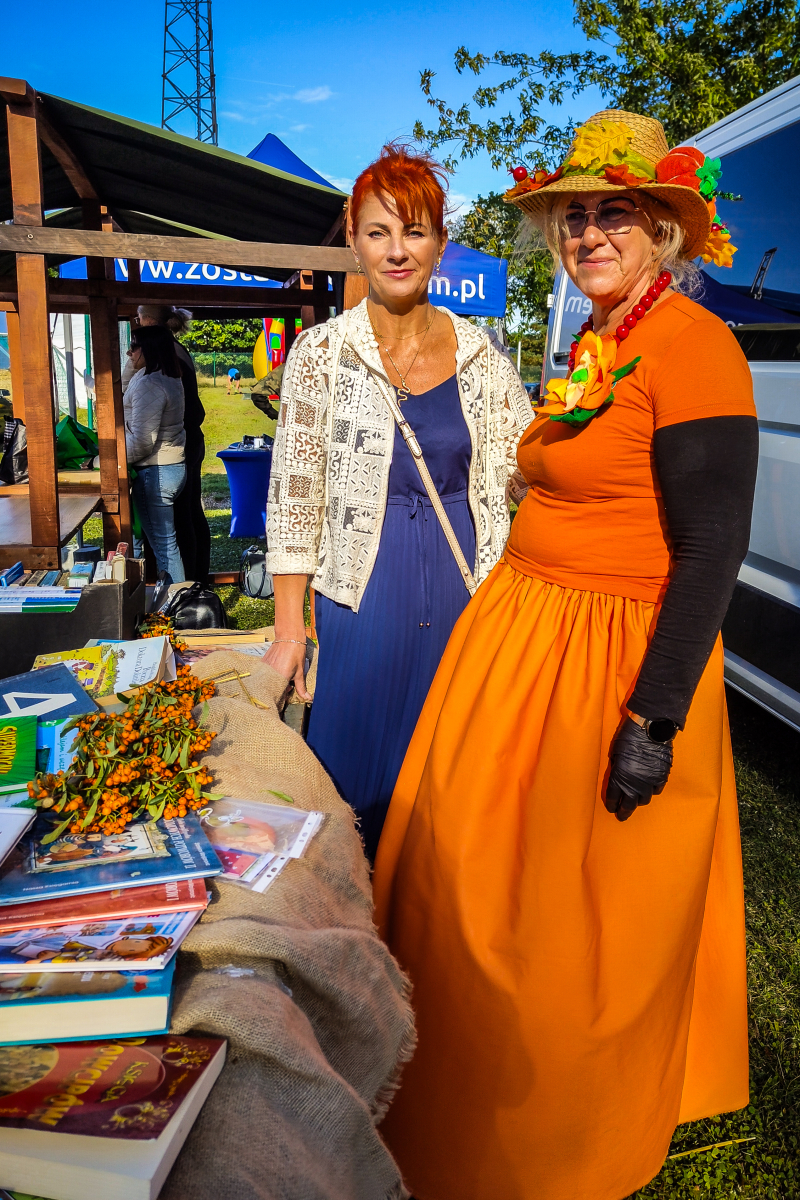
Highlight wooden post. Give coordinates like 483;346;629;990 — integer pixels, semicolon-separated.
5;81;60;564
83;199;131;552
87;203;132;549
6;309;25;421
299;268;315;330
88;297;131;550
311;271;330;326
344;273;369;310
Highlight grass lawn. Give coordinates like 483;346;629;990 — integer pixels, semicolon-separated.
632;688;800;1199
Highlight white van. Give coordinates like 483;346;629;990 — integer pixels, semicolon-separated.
542;76;800;730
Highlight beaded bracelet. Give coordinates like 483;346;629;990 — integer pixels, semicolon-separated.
271;638;307;646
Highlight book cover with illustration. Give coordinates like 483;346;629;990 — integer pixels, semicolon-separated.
0;962;176;1046
0;815;222;907
0;877;209;935
32;637;175;700
0;718;37;795
0;1034;225;1138
0;908;201;973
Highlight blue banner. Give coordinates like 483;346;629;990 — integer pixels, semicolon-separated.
429;242;507;318
60;258;283;288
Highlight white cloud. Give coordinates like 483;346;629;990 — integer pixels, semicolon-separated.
289;124;310;133
293;86;332;104
446;191;474;220
326;175;353;193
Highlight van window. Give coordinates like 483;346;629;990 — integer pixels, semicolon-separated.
553;276;593;363
704;119;800;312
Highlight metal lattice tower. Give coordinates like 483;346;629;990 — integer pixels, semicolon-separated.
161;0;218;145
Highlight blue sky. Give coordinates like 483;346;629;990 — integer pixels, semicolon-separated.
4;0;606;212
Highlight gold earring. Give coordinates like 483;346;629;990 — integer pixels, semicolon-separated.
435;258;442;276
355;260;363;275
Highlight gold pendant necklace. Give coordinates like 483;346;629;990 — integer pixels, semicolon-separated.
370;307;435;402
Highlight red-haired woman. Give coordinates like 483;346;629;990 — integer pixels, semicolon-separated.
265;144;533;859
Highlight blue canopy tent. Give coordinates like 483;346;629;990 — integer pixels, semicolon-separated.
247;133;333;189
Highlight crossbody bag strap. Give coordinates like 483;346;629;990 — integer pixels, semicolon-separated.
378;378;477;597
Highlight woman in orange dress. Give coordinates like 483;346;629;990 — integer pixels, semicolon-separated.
373;109;759;1200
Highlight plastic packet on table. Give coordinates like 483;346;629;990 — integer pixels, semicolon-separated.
198;798;323;864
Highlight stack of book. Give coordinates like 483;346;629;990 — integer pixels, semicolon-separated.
0;745;227;1196
0;640;328;1199
0;544;143;613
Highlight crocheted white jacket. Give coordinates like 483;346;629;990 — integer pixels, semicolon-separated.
265;299;534;612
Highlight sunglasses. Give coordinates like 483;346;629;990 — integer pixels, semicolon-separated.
565;197;639;238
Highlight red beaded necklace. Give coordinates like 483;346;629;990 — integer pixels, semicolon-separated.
566;270;672;374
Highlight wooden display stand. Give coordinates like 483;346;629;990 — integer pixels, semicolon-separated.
0;74;362;575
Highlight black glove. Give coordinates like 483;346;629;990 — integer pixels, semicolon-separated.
604;717;673;822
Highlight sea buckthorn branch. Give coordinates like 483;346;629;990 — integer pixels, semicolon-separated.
29;664;218;844
137;611;188;654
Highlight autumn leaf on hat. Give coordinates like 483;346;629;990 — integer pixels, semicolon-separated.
569;121;635;170
702;223;737;268
604;164;651;188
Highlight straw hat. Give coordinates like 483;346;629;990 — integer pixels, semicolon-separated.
506;109;713;260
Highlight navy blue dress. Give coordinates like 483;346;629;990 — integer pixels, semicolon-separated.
306;375;476;861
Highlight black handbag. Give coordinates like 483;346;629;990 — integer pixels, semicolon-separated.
161;581;228;630
0;418;28;485
239;545;274;600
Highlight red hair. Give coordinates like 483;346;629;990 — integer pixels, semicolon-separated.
350;142;448;236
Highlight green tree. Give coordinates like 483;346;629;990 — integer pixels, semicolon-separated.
449;192;551;374
179;318;263;352
414;1;800;168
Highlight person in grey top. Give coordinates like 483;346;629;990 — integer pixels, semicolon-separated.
125;325;186;581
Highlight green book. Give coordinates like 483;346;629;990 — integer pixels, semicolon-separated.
0;715;37;795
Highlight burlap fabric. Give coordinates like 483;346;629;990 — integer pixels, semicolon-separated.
162;651;415;1200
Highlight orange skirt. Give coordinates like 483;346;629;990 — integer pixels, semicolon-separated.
373;560;748;1200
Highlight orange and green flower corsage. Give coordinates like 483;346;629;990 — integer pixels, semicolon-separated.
539;331;640;427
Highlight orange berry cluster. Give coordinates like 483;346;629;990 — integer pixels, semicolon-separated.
137;612;188;654
29;664;217;839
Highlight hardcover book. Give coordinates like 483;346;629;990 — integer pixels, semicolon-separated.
0;663;97;724
0;908;201;973
32;637;176;701
0;961;176;1045
0;877;209;935
0;1036;226;1200
0;814;222;907
0;716;37;795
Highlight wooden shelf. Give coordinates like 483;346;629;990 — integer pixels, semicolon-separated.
0;470;101;497
0;493;100;568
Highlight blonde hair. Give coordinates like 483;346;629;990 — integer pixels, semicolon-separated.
137;305;193;335
536;192;701;295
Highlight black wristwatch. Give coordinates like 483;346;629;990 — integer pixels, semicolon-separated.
629;713;679;743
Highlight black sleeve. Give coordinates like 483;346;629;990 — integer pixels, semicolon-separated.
628;415;759;727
